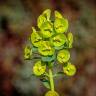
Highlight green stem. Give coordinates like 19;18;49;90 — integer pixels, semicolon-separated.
49;69;55;91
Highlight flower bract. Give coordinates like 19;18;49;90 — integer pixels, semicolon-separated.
50;34;67;48
31;28;42;47
57;49;70;63
38;41;55;56
33;60;46;76
24;46;32;59
63;62;76;76
54;18;68;33
45;91;59;96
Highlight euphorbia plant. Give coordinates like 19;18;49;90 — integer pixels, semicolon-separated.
24;9;76;96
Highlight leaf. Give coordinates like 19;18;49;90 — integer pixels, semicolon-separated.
42;80;50;89
47;62;54;68
32;46;38;52
41;55;55;62
55;11;63;18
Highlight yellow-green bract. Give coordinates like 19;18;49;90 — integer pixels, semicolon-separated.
45;91;59;96
63;62;76;76
33;60;46;76
38;41;55;56
24;46;32;59
57;49;70;63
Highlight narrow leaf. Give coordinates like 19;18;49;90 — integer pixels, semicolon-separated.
42;80;50;89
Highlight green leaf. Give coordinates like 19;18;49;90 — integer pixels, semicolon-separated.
46;62;54;68
68;32;73;48
41;55;55;62
57;49;70;63
32;46;38;52
55;11;63;18
54;45;64;50
54;18;68;33
42;80;50;89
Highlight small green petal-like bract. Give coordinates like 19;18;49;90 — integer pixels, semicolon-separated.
50;34;67;48
37;9;51;28
68;32;73;48
57;49;70;63
63;62;76;76
31;27;42;47
38;41;55;56
33;60;46;76
42;9;51;21
54;18;68;33
24;46;32;59
55;11;63;19
40;21;53;38
45;91;59;96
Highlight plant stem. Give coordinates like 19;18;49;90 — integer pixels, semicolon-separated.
49;68;55;91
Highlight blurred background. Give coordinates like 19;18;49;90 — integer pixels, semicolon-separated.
0;0;96;96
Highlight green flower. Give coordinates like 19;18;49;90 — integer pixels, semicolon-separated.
37;9;51;28
45;91;59;96
55;11;63;19
42;9;51;21
68;32;73;48
38;41;55;56
33;61;46;76
63;62;76;76
40;21;53;38
57;49;70;63
31;27;42;47
54;18;68;33
24;46;32;59
50;34;67;48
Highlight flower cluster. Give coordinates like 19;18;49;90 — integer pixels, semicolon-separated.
24;9;76;96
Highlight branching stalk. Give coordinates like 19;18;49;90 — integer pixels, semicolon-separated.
49;69;55;91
